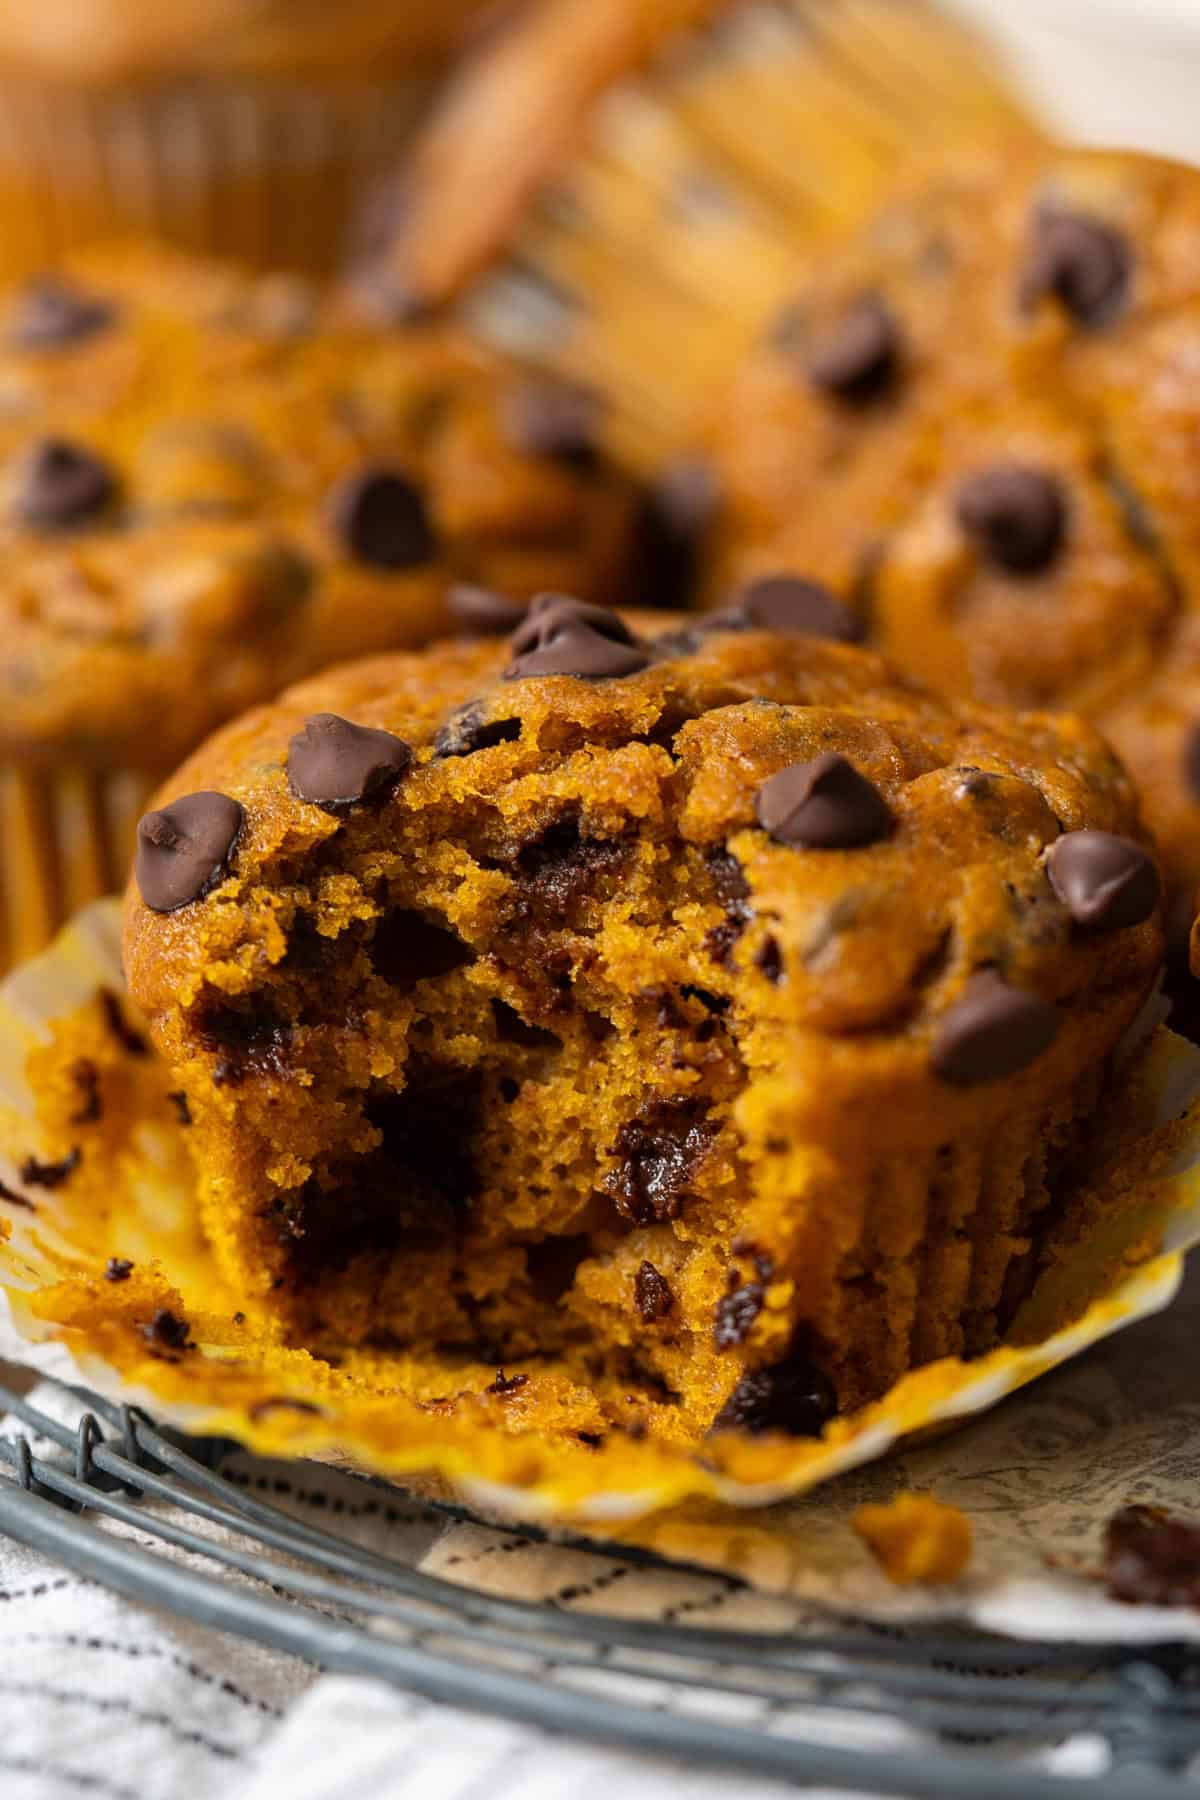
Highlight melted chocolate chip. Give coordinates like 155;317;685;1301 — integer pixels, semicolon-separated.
446;583;527;637
755;753;892;850
1105;1504;1200;1607
1019;210;1132;328
486;1369;529;1396
326;466;435;569
167;1091;192;1127
105;1256;133;1282
634;1260;674;1323
99;989;148;1056
755;936;784;984
735;573;862;642
432;702;522;759
135;792;243;912
711;1347;836;1437
287;712;412;811
713;1275;764;1348
7;276;115;348
605;1100;714;1224
502;379;600;468
370;910;473;990
69;1058;102;1125
931;969;1059;1085
1047;830;1160;932
807;294;900;403
956;464;1066;575
143;1308;192;1352
505;593;648;680
10;437;117;530
192;997;292;1085
19;1148;80;1189
705;848;751;965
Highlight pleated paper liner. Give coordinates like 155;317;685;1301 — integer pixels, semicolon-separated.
0;762;158;977
404;0;1042;470
2;896;1200;1603
0;69;446;285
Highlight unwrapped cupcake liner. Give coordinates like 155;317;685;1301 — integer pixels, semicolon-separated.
0;761;156;975
3;898;1200;1631
0;74;436;281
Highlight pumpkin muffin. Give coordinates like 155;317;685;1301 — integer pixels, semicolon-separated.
122;593;1164;1443
706;144;1200;933
0;243;641;973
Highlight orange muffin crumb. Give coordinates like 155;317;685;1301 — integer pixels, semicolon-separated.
852;1490;973;1586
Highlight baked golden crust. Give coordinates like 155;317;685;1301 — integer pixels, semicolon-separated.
708;145;1200;908
122;608;1163;1440
0;243;639;772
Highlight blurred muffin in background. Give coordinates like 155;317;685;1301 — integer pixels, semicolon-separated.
0;0;498;280
0;241;643;972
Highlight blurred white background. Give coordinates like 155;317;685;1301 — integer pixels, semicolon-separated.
946;0;1200;165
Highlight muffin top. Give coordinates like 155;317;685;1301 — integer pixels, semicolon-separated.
124;593;1163;1139
708;144;1200;902
0;245;638;772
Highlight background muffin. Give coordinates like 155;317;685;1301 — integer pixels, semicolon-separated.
700;145;1200;959
0;243;643;971
0;0;496;280
121;597;1163;1440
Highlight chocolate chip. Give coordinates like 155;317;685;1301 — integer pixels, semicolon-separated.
7;276;115;348
99;988;148;1056
1105;1504;1200;1606
807;294;900;402
502;380;600;468
711;1347;836;1436
755;753;892;850
505;593;648;680
143;1308;192;1352
633;458;719;609
432;702;522;759
104;1257;133;1282
955;464;1066;575
713;1276;764;1348
755;936;784;984
19;1148;80;1189
69;1058;102;1125
434;704;523;760
9;437;117;530
446;583;526;637
326;466;435;569
287;712;412;812
634;1260;674;1323
1047;830;1160;932
167;1090;192;1126
735;573;861;641
705;847;751;965
1182;723;1200;800
486;1369;528;1396
604;1100;714;1224
135;792;243;912
1019;210;1131;328
931;969;1059;1085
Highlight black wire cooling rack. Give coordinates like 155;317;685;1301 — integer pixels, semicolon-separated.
0;1376;1198;1798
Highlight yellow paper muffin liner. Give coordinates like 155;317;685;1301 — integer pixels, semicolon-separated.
0;761;157;976
2;899;1200;1565
0;73;436;282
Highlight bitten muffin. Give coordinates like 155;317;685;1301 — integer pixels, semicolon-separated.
122;593;1163;1444
706;144;1200;941
0;243;640;971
